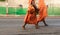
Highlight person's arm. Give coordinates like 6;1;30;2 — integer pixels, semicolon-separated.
31;1;37;10
31;0;39;12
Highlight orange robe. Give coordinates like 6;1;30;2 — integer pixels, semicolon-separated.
24;0;37;24
37;0;48;22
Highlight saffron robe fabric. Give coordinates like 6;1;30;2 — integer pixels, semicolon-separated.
37;0;48;22
24;0;37;24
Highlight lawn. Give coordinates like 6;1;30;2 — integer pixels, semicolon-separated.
0;6;60;16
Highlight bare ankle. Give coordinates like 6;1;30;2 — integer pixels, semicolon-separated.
35;24;39;29
22;26;26;30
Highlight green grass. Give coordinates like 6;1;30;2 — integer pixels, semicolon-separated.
0;7;6;14
16;8;27;15
48;7;60;16
0;6;60;16
8;7;15;15
8;7;27;15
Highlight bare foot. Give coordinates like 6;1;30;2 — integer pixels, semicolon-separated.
35;24;39;29
22;26;26;30
45;24;48;26
36;26;39;29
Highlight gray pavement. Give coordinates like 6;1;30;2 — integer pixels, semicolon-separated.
0;18;60;35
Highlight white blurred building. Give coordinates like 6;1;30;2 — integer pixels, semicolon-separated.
0;0;60;7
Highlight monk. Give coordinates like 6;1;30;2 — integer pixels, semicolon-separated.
22;0;38;29
37;0;48;26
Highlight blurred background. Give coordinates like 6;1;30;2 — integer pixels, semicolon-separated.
0;0;60;17
0;0;60;35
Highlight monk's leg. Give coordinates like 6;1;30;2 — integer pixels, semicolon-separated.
42;19;48;26
35;23;39;29
22;22;27;30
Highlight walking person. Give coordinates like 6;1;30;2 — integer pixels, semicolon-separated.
37;0;48;26
22;0;38;30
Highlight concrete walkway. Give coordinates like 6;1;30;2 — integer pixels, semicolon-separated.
0;17;60;35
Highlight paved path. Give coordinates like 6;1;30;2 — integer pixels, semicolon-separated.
0;18;60;35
